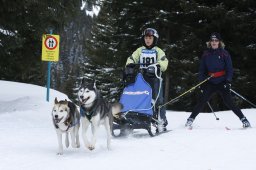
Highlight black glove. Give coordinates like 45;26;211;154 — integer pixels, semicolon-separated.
147;63;160;73
154;63;161;70
123;66;136;86
146;64;160;77
198;82;208;93
224;81;231;91
198;86;203;93
156;64;160;72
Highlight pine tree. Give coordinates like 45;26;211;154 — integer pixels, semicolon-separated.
0;0;81;85
85;0;256;111
51;9;93;102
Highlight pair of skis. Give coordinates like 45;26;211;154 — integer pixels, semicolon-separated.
187;126;250;130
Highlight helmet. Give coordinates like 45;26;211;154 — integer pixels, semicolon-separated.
142;28;159;48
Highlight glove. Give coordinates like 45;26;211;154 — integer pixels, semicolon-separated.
224;81;231;91
156;64;160;71
198;82;208;93
153;63;160;70
147;64;160;72
198;86;203;93
124;65;135;76
146;65;156;76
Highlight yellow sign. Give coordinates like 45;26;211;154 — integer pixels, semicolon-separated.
42;34;60;61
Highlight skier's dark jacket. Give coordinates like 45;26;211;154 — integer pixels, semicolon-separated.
199;48;233;84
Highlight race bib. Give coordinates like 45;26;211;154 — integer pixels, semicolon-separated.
139;49;157;68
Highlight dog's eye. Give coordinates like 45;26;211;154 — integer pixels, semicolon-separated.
85;90;89;93
65;109;67;111
53;109;56;112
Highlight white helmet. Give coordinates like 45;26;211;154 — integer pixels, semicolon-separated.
142;28;159;48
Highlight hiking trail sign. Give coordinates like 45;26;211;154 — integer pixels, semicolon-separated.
42;34;60;61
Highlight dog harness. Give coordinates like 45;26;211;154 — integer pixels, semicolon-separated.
53;113;80;132
80;106;97;121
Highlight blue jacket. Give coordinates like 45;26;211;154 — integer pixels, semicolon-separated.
199;48;233;84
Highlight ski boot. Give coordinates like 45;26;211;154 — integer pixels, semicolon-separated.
163;119;168;132
185;118;194;129
241;117;251;128
156;119;168;133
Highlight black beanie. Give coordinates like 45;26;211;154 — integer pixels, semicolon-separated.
210;32;221;40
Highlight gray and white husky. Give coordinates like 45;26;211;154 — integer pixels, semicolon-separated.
78;79;122;150
52;98;80;155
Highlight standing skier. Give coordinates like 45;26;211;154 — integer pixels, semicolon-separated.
185;32;251;128
125;28;169;131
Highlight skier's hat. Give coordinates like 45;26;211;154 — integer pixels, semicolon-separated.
210;32;221;41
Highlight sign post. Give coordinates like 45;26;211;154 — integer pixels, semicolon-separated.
41;31;60;102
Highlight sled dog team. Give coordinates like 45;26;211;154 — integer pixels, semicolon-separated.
52;28;251;154
52;80;122;155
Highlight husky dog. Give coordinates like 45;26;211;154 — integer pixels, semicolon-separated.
52;98;80;155
78;79;122;150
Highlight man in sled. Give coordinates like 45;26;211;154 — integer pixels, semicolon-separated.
125;28;169;131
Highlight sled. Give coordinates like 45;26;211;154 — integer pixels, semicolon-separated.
112;64;163;137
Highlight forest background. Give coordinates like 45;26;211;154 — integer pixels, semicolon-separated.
1;0;255;111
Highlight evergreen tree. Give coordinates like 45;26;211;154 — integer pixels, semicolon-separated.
51;9;93;102
85;0;256;111
2;0;255;111
0;0;81;85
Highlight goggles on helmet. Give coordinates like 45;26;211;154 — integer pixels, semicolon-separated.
143;28;159;38
144;29;155;36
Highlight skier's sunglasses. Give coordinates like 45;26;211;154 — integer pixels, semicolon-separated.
211;38;219;42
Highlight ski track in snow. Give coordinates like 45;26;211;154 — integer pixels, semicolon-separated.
0;80;256;170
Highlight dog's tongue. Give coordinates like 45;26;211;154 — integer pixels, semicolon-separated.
83;97;90;103
55;117;63;123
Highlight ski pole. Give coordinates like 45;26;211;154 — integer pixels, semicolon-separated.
207;101;219;120
159;75;213;109
230;89;256;108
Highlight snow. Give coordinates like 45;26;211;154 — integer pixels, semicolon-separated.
81;1;100;17
0;80;256;170
0;28;16;36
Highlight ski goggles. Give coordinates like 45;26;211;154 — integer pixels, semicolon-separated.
144;29;155;36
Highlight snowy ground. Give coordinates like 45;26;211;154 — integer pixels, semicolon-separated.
0;80;255;170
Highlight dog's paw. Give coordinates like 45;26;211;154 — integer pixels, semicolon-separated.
107;146;112;151
65;141;69;148
71;143;77;148
88;145;95;151
57;152;63;155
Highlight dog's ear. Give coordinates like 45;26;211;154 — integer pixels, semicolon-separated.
64;99;68;105
81;77;86;85
93;80;97;89
54;97;58;104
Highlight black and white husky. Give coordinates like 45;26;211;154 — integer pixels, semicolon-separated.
78;79;122;150
52;98;80;155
